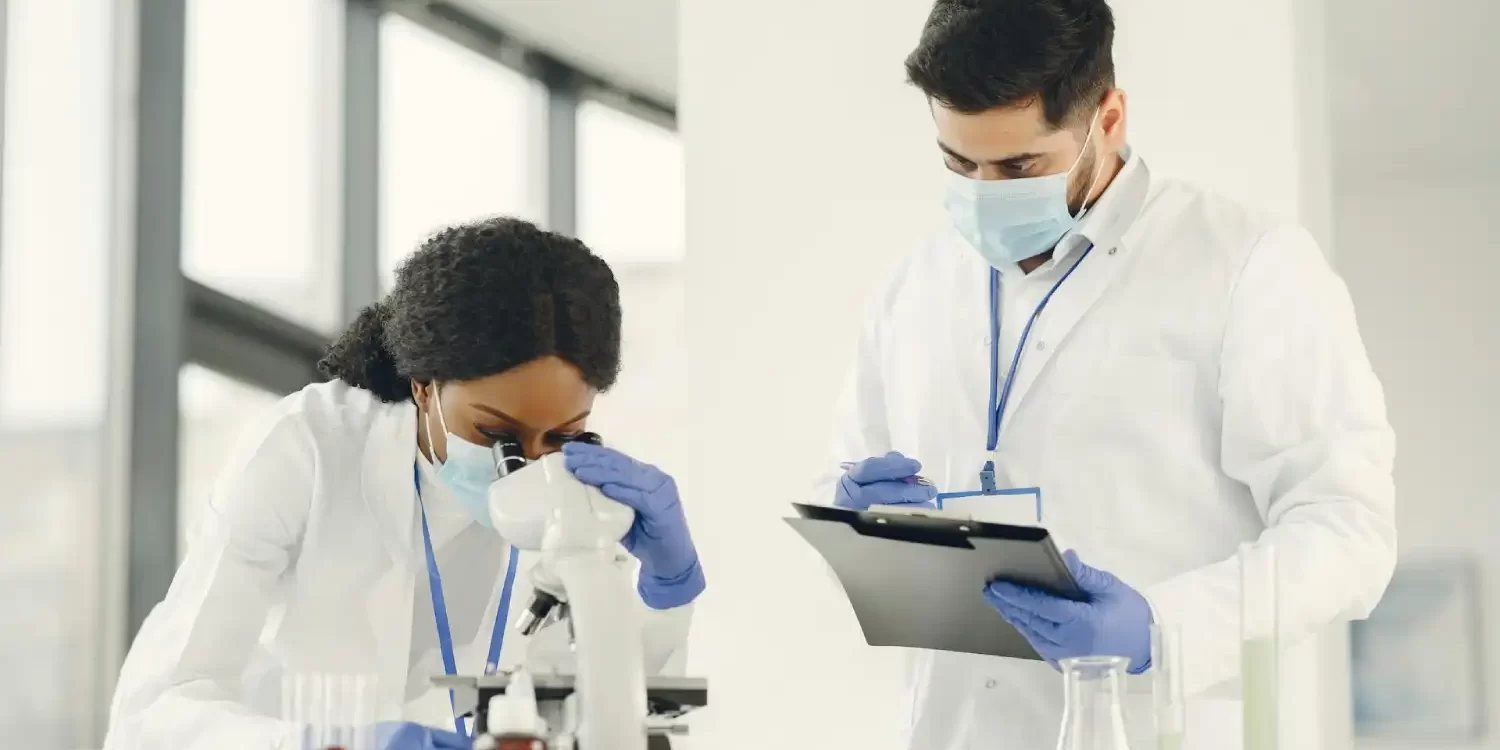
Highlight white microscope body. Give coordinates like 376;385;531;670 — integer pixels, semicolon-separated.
488;452;648;750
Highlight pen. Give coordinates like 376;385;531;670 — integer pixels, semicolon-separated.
839;461;934;487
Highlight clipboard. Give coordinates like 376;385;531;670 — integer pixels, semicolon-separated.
785;502;1081;661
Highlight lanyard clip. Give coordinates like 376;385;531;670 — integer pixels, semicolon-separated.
979;460;998;493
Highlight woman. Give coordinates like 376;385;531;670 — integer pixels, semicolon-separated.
105;218;704;750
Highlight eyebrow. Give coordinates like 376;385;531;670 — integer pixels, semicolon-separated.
938;141;1046;167
473;404;592;431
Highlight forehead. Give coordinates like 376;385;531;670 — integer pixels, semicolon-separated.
930;99;1077;161
446;356;595;426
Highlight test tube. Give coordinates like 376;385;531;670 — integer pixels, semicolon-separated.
1151;624;1185;750
283;672;378;750
1239;543;1279;750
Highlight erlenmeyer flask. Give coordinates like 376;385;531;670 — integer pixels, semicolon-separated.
1056;655;1132;750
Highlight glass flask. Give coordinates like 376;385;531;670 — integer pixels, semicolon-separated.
1056;655;1132;750
1239;543;1280;750
1151;624;1185;750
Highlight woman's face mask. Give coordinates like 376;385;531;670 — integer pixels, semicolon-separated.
425;385;503;528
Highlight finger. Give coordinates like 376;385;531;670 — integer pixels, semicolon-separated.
984;587;1064;646
865;479;938;506
835;473;869;509
1012;617;1065;659
847;453;923;484
562;441;634;473
568;460;641;488
1063;549;1117;596
986;581;1089;626
432;729;472;750
582;480;649;509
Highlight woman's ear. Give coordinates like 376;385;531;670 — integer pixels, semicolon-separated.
410;380;430;411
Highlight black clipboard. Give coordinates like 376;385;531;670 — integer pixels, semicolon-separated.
785;502;1082;660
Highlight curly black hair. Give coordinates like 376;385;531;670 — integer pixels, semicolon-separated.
318;216;622;403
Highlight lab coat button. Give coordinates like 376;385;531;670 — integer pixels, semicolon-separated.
983;336;993;346
1036;340;1047;351
985;679;997;688
1108;246;1118;255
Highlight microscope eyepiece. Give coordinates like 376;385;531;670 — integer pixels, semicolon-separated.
489;432;527;478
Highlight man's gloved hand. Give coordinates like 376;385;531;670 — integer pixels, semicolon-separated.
834;451;937;510
374;721;469;750
983;550;1153;673
563;442;705;610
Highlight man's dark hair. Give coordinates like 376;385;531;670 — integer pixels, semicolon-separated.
319;216;622;403
904;0;1116;127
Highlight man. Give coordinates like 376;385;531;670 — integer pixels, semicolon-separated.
819;1;1396;747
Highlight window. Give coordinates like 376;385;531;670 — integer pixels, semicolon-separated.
181;0;342;331
177;366;284;556
577;100;684;261
379;13;546;288
0;0;114;745
574;102;686;472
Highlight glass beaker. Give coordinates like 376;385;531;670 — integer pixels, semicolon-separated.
1239;543;1279;750
1151;624;1185;750
1056;655;1132;750
282;672;379;750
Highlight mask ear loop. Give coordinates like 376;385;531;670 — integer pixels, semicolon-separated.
1069;111;1107;221
424;383;445;467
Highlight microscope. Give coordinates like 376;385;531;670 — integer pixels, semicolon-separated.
431;434;705;750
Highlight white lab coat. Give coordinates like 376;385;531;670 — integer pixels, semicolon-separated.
105;380;692;749
816;150;1396;750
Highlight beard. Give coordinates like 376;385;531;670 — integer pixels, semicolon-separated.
1066;145;1103;217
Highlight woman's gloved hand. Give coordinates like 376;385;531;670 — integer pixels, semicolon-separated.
563;442;705;610
374;721;469;750
835;452;937;509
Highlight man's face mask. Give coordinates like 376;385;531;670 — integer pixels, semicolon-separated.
942;111;1105;269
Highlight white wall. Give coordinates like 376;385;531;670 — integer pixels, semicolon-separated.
1324;0;1500;746
1335;179;1500;750
680;0;1341;748
679;0;938;746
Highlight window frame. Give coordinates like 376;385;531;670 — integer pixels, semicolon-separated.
0;0;677;742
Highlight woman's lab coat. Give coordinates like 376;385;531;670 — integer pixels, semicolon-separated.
817;151;1396;749
104;381;691;749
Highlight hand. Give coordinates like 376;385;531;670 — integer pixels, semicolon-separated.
374;721;469;750
983;550;1153;673
563;442;705;609
834;452;938;510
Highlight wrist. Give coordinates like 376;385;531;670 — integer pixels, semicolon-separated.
638;557;705;609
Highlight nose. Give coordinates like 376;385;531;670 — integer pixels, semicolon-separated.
974;165;1008;181
523;436;560;462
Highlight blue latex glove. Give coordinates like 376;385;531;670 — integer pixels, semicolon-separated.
834;451;937;510
563;442;705;610
374;721;469;750
983;550;1153;673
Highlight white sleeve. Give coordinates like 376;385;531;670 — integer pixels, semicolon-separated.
105;411;317;750
641;602;693;675
1143;226;1397;695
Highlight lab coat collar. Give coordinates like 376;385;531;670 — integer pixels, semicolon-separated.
362;399;422;569
992;149;1150;431
1052;145;1150;267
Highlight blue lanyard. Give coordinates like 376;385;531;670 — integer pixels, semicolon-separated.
978;244;1094;492
414;464;520;738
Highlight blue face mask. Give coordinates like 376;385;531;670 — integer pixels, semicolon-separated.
425;386;501;528
943;115;1103;269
